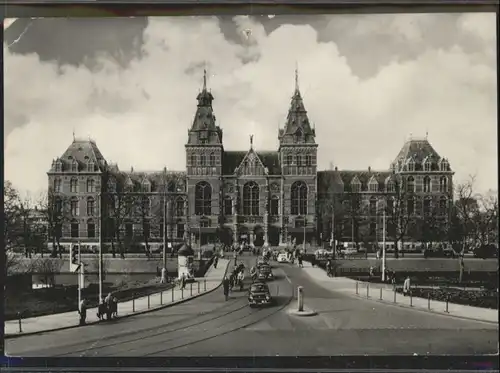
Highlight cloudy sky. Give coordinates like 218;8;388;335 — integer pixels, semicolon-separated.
4;13;497;197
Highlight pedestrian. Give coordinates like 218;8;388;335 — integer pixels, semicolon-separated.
403;275;411;296
237;270;245;291
180;273;186;289
79;298;87;326
222;276;230;301
298;254;303;268
161;267;167;284
214;256;218;269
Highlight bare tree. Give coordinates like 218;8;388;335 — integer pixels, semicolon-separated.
16;193;35;258
416;199;447;250
383;176;413;259
473;191;498;247
38;191;70;258
344;193;365;251
135;194;152;257
33;257;62;287
4;181;21;252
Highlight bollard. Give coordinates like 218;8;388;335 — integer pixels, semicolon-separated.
204;279;207;292
133;294;136;312
297;286;304;312
410;291;413;307
379;287;383;300
148;294;150;309
198;281;200;293
181;287;184;299
445;296;449;313
172;286;174;302
160;290;163;305
190;282;193;296
356;281;359;295
428;294;431;310
393;287;396;303
277;285;280;296
17;312;22;333
366;283;370;298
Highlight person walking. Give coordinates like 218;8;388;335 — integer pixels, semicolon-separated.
79;298;88;326
237;270;245;291
214;255;219;269
222;276;230;301
161;267;167;284
403;275;411;296
298;253;303;268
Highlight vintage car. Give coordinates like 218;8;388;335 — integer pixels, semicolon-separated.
248;281;273;307
256;264;274;281
277;252;289;263
256;256;269;267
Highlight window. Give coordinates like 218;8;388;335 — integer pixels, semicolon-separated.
407;198;414;215
291;181;307;215
351;180;361;193
54;179;62;193
87;219;96;238
296;155;302;167
424;160;431;172
87;161;94;172
143;220;150;239
176;223;185;239
200;218;210;228
243;182;260;216
195;182;212;215
439;176;448;193
407;160;415;172
441;159;449;171
369;197;377;215
423;176;431;193
224;196;232;215
370;222;376;236
305;155;312;166
142;181;150;193
386;198;394;213
71;160;78;172
369;180;378;192
209;153;216;166
190;154;196;166
439;197;448;215
386;181;395;193
87;197;95;216
200;154;206;166
141;196;151;216
407;176;415;193
125;223;133;238
54;198;63;214
286;155;293;165
295;217;305;228
70;178;78;193
174;197;184;216
106;218;115;239
71;221;79;238
55;161;62;172
270;196;279;216
71;198;79;216
167;181;176;193
87;179;95;193
424;197;432;215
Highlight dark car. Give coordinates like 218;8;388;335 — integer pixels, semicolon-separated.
248;282;273;307
257;264;274;281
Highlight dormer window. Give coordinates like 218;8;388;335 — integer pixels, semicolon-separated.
440;158;450;171
142;180;151;193
424;158;431;172
87;161;94;172
369;179;379;192
386;180;395;193
407;159;415;172
55;160;63;172
351;177;361;193
71;160;78;172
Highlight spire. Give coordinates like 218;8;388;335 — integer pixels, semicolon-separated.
250;134;254;149
203;68;207;91
196;68;214;108
295;62;299;93
72;128;76;142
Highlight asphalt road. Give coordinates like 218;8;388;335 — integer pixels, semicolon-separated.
6;255;498;357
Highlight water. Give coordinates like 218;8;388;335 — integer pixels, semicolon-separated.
32;272;173;287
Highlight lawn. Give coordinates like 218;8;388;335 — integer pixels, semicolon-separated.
400;287;499;310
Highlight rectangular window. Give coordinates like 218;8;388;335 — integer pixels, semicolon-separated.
286;155;293;165
88;223;96;238
71;223;79;238
176;223;185;239
71;200;79;216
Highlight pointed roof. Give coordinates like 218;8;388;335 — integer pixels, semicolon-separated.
393;138;441;165
279;67;316;145
49;138;107;173
222;150;281;175
236;147;268;175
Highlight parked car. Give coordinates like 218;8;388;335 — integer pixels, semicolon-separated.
257;264;274;281
248;281;273;308
277;252;289;263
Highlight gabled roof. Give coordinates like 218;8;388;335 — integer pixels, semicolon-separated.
50;138;107;172
236;148;268;175
222;150;281;175
108;169;187;193
317;169;393;194
393;138;441;165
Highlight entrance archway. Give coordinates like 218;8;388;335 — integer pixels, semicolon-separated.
239;226;249;245
254;225;264;247
268;226;280;246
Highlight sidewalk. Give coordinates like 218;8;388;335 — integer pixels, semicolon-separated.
5;259;229;338
301;261;498;324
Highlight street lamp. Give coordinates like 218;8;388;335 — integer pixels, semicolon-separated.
381;208;387;282
98;192;103;303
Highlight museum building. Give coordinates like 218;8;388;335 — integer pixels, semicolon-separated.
47;71;454;252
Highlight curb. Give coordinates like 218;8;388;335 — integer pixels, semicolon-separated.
5;262;230;340
287;307;318;317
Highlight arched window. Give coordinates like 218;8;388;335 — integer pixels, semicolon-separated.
270;196;279;216
407;176;415;193
423;176;431;193
407;197;415;215
439;197;448;215
54;197;63;214
386;181;395;193
71;220;79;238
424;159;431;172
87;179;95;193
87;219;96;238
407;159;415;172
71;197;79;216
195;182;212;215
87;161;95;172
190;154;197;166
224;196;232;215
209;153;216;166
439;176;448;193
369;197;377;215
200;154;206;166
70;178;78;193
243;182;260;216
87;197;95;216
175;197;185;216
291;181;308;215
54;179;62;193
71;160;78;172
423;197;432;215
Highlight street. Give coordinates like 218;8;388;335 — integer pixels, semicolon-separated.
5;255;498;356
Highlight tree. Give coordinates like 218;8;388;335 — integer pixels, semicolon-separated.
136;194;153;257
473;191;498;247
16;193;36;258
33;257;62;287
416;198;447;250
344;193;365;251
38;191;70;258
383;176;413;259
4;181;21;252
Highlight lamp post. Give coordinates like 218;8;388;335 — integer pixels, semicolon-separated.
163;183;167;270
98;192;103;303
331;210;336;260
381;209;387;282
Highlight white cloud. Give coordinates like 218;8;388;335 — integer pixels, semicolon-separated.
4;14;497;197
